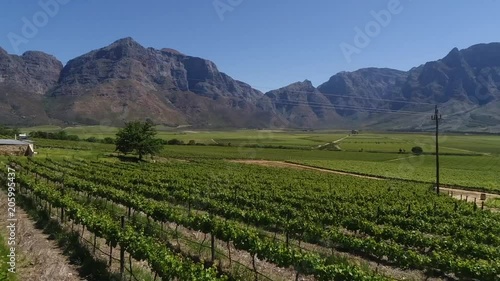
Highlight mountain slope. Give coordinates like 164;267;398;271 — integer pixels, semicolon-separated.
0;39;499;131
46;37;275;128
0;48;62;125
317;68;409;116
314;43;500;131
262;80;342;128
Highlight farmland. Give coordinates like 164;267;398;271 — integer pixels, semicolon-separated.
1;129;499;280
28;128;498;191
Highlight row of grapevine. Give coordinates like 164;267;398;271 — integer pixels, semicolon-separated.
3;168;227;281
15;158;500;280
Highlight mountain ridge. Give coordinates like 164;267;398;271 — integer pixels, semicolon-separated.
0;38;499;131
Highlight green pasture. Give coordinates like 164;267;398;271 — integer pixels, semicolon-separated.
485;198;500;208
336;132;497;155
20;126;499;155
13;127;500;192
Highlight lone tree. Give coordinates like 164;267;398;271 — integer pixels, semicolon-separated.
115;121;162;160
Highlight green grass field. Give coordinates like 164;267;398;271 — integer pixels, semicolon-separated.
293;157;499;191
486;198;500;208
19;128;499;192
20;125;499;153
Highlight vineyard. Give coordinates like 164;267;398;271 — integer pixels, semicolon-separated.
3;157;500;280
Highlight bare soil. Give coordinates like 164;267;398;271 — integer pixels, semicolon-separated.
0;191;84;281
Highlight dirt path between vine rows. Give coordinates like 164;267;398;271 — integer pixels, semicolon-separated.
229;160;500;209
0;191;84;281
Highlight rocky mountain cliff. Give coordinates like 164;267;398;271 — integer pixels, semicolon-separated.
0;38;499;131
274;43;500;131
401;44;500;106
45;37;273;128
0;48;62;125
317;68;408;115
262;80;341;128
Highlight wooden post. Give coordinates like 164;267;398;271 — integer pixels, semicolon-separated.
211;233;216;262
252;254;258;281
227;241;232;266
188;185;192;215
481;201;484;210
93;234;97;254
109;243;113;267
120;216;125;279
60;188;65;222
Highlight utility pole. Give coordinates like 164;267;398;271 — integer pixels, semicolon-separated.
431;105;442;195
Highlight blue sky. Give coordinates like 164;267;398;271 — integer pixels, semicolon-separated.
1;0;499;92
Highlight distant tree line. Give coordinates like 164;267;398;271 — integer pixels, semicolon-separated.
0;126;20;137
27;130;201;146
29;131;115;144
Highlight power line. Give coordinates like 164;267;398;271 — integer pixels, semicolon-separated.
269;96;481;117
184;77;437;106
264;88;436;106
268;99;427;116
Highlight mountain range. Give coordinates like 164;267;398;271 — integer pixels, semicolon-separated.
1;38;499;132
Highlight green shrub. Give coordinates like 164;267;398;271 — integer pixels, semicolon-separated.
411;146;423;155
